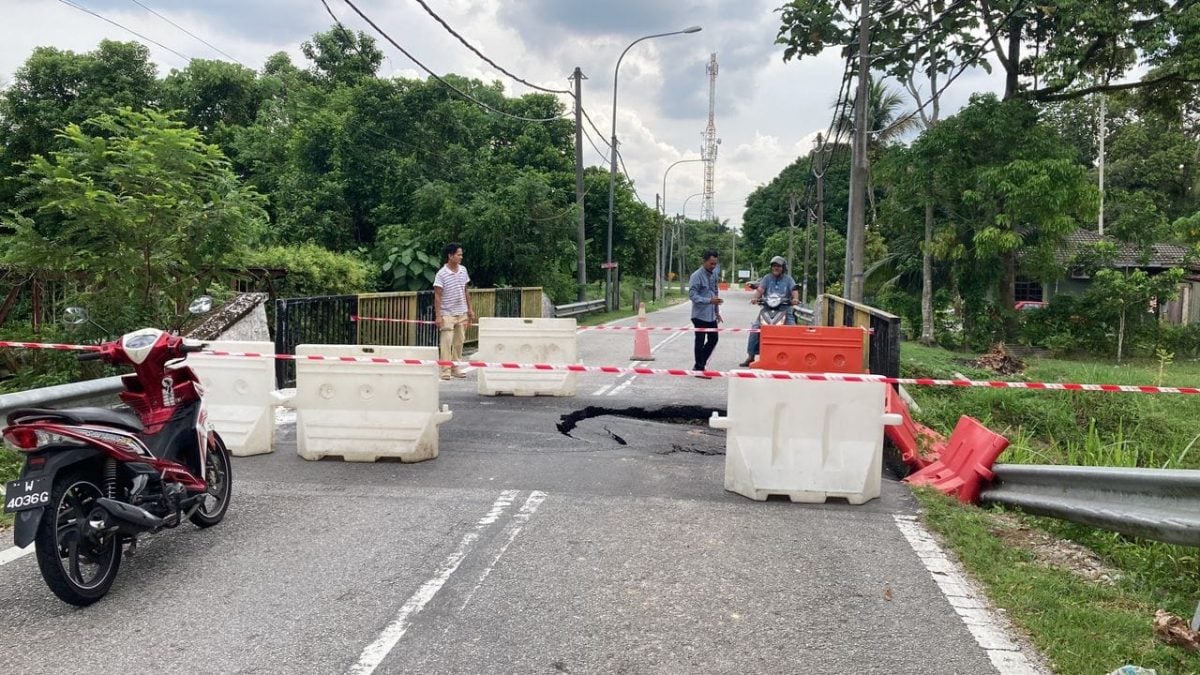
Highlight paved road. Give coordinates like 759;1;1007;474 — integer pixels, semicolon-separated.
0;289;1044;674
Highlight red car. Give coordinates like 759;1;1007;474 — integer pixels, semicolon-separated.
1014;301;1047;311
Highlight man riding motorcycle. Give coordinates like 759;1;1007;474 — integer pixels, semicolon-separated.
738;256;800;368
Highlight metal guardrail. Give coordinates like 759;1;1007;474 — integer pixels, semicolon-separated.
796;305;815;325
980;464;1200;547
554;298;607;318
0;376;125;424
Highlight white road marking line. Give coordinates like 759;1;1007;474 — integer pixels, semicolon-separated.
347;490;519;675
892;515;1045;675
650;329;686;354
607;375;637;396
0;544;34;566
456;491;547;613
592;385;612;396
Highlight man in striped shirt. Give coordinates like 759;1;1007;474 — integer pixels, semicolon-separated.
433;242;475;380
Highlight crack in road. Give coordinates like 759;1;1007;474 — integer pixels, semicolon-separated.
556;405;725;438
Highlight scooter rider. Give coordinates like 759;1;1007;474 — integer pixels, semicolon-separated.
739;255;800;368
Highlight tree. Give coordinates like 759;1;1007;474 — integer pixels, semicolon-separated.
777;0;1200;103
301;27;384;87
160;59;264;143
1085;268;1184;362
0;40;160;206
1;108;267;331
880;96;1097;325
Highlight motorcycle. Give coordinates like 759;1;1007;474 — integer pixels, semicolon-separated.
1;298;232;606
757;292;795;326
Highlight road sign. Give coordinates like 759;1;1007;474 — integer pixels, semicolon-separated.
600;262;619;269
738;269;751;279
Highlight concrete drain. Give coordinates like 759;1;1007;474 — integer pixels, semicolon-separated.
557;405;725;455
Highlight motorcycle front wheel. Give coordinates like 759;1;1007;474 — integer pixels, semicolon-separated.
34;471;122;606
189;432;231;528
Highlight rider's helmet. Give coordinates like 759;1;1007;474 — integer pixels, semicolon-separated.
769;255;787;270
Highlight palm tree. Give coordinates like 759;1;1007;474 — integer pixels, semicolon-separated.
833;76;918;221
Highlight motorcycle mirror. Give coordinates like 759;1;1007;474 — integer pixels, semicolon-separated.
187;295;214;315
63;306;90;326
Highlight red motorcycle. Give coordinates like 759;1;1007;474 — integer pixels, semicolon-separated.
2;302;232;605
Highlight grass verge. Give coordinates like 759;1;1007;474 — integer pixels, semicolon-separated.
903;343;1200;673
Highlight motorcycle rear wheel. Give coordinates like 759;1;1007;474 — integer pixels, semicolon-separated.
34;471;122;606
189;432;231;528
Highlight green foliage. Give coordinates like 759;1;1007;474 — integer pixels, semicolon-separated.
376;227;439;292
240;243;375;298
1;108;267;333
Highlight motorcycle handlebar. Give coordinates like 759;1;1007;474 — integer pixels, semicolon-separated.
179;342;208;354
77;350;103;361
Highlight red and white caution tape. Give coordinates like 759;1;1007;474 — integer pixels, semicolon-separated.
0;340;100;352
354;315;763;333
4;340;1198;394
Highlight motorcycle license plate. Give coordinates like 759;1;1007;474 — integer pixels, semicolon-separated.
3;477;50;513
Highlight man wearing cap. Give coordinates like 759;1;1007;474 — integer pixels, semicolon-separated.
739;255;799;368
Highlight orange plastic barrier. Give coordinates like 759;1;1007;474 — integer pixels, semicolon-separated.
903;416;1009;504
752;325;868;373
883;386;944;472
718;282;730;291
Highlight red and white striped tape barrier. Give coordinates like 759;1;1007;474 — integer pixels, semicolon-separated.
4;340;1196;394
353;315;797;334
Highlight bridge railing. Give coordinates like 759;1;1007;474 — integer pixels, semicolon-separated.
815;294;901;379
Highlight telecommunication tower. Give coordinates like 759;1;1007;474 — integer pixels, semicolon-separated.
701;53;720;222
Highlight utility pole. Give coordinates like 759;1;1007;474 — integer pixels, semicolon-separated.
813;133;828;299
846;0;871;302
677;215;687;295
802;207;813;304
787;192;798;273
572;67;588;301
1098;92;1106;236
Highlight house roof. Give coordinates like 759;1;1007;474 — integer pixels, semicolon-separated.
1057;229;1195;270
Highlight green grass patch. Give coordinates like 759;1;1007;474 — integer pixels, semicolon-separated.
916;490;1200;675
904;344;1200;672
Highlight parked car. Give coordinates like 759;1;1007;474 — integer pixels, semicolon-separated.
1014;300;1047;311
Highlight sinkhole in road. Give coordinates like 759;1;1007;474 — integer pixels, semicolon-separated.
557;405;727;455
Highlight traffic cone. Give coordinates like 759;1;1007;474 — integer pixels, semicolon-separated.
631;302;654;361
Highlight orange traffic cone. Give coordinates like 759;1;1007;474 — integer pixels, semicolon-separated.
630;302;654;361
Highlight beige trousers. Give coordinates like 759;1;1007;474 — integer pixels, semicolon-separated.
438;313;469;375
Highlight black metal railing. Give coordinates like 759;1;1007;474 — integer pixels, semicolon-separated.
818;294;902;379
274;295;358;388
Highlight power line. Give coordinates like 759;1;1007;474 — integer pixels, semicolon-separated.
126;0;240;63
616;149;645;205
332;0;567;123
409;0;572;96
579;125;611;166
56;0;193;64
579;105;611;149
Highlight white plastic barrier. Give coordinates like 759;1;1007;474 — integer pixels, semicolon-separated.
475;317;578;397
188;340;277;457
294;345;451;462
710;376;902;504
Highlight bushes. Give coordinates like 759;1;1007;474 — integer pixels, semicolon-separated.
241;244;376;298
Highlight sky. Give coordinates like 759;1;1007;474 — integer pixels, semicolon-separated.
1;0;1007;231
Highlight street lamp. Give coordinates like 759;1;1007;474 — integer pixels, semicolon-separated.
676;192;704;294
606;25;702;310
658;158;704;300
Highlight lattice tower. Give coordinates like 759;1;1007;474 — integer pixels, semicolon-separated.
701;53;719;222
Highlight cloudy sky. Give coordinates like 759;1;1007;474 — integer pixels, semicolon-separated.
2;0;1005;230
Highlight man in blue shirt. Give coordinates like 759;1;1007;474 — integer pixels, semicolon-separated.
689;249;723;375
739;255;799;367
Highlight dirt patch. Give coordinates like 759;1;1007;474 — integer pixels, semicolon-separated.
988;512;1121;585
969;343;1026;375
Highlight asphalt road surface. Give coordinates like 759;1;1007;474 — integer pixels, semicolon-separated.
0;288;1045;674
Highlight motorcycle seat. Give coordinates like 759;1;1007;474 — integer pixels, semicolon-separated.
7;407;145;433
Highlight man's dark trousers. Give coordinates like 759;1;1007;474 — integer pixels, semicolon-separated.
692;318;719;370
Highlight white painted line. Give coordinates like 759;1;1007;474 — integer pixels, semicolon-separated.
607;375;637;396
347;490;519;675
456;491;547;613
591;385;612;396
892;515;1045;675
0;544;35;566
650;329;686;355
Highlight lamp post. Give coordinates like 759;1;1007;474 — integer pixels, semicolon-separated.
658;158;704;300
676;192;704;294
606;26;702;310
